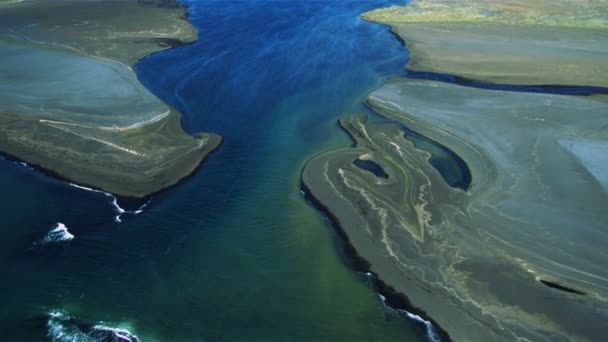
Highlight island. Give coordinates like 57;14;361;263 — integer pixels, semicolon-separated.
303;1;608;341
0;0;221;198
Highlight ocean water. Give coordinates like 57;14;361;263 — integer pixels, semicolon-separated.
0;0;430;340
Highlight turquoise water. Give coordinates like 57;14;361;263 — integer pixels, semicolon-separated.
0;0;432;340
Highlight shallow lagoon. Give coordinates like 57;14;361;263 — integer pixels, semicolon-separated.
0;0;431;340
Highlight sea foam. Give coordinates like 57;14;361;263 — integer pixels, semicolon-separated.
41;223;74;244
47;310;141;342
68;183;150;223
374;280;441;342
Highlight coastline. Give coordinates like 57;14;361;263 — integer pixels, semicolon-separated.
0;0;221;198
0;134;223;202
302;1;608;340
299;178;451;342
362;1;608;87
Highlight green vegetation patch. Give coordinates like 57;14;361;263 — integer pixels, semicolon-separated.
363;0;608;29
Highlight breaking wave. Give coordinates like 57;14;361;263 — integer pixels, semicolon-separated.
40;223;74;244
47;310;140;342
363;272;441;342
377;292;441;342
68;183;151;223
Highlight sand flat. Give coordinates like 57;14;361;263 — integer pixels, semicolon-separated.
362;0;608;86
0;0;220;197
303;80;608;341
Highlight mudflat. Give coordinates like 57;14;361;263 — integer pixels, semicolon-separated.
0;0;221;197
362;0;608;86
303;80;608;340
301;2;608;339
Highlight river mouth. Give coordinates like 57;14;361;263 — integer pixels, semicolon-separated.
0;0;432;341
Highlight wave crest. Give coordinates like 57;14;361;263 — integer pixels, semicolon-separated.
47;310;140;342
40;223;74;244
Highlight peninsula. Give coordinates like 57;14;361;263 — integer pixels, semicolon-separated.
0;0;221;198
303;0;608;340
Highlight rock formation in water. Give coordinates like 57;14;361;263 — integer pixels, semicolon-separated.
0;0;221;197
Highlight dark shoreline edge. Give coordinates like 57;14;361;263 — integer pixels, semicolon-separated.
377;22;608;95
405;70;608;95
0;135;223;203
310;9;608;342
299;119;452;341
299;178;452;342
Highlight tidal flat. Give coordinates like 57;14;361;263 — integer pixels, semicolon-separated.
303;80;608;341
0;1;433;340
0;0;220;197
302;1;608;339
362;0;608;86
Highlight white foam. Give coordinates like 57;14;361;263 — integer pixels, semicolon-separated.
109;198;152;221
68;182;143;223
47;310;140;342
47;310;89;342
7;159;34;170
377;292;441;342
398;309;441;342
91;325;140;342
137;199;151;211
41;223;74;244
4;159;149;223
68;182;103;193
110;197;126;222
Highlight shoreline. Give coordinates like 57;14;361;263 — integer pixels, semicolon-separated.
300;1;608;340
299;119;452;342
0;0;221;198
361;1;608;87
299;180;452;342
0;134;223;202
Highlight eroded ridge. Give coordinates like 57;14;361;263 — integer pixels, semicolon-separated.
0;0;221;197
303;80;608;341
